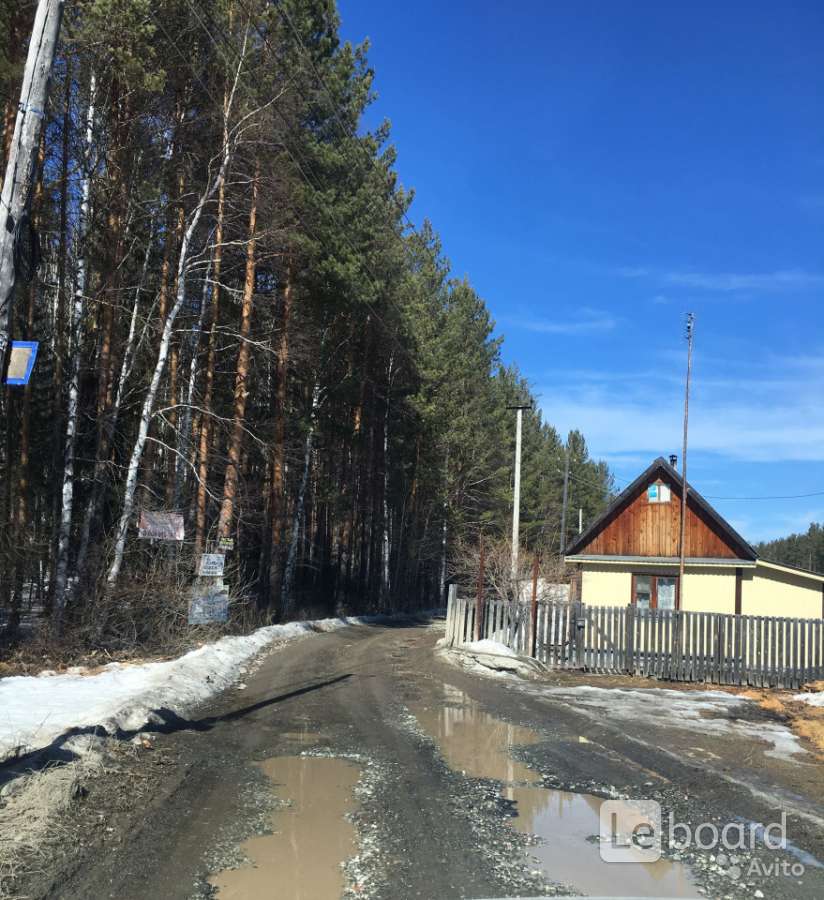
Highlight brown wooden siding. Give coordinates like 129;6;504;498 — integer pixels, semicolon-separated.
582;478;740;558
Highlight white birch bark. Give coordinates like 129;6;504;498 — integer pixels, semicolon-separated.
439;449;450;598
52;71;96;620
71;217;156;594
381;353;394;602
174;244;213;507
105;41;248;587
0;0;64;357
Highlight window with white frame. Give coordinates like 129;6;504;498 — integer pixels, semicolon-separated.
647;481;671;503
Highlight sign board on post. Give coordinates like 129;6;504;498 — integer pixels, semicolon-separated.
4;341;39;386
218;536;234;551
198;553;225;577
138;510;184;541
189;592;229;625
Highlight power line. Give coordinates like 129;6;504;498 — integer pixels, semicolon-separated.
704;490;824;501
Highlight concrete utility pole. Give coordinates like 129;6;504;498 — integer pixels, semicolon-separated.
559;436;571;556
476;532;485;641
0;0;64;365
678;313;695;594
508;403;531;587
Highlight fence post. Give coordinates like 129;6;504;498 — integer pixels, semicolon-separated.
574;601;586;668
714;614;724;683
625;604;635;674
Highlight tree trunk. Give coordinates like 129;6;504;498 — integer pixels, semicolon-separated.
105;42;245;587
217;161;259;539
165;170;187;506
45;58;72;613
8;277;37;636
194;68;232;554
174;242;214;508
381;352;394;605
52;71;96;625
72;219;156;596
281;382;321;616
267;264;293;602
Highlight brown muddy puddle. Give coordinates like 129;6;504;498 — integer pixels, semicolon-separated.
413;684;700;898
209;755;359;900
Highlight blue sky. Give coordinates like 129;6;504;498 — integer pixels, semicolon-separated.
338;0;824;543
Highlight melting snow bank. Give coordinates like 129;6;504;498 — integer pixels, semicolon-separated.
441;645;809;762
438;637;545;678
458;639;518;657
516;683;807;761
0;614;429;765
793;688;824;707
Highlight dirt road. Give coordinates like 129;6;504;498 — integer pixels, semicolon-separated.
40;619;824;899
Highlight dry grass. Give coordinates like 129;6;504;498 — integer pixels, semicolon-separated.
1;549;267;677
741;685;824;757
0;738;106;899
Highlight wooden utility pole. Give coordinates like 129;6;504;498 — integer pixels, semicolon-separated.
678;313;695;594
508;403;530;587
559;436;571;556
0;0;64;363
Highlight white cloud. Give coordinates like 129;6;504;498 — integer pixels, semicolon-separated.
618;266;824;293
740;507;824;544
537;354;824;464
665;269;824;292
505;308;617;336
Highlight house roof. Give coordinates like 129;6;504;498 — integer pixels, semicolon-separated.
757;558;824;584
564;456;758;561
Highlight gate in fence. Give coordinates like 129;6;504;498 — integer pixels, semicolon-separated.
445;594;824;689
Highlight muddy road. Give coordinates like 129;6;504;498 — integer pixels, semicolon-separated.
42;619;824;899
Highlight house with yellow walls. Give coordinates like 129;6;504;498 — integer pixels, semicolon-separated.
564;457;824;619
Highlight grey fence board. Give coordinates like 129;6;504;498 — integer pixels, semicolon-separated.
445;593;824;688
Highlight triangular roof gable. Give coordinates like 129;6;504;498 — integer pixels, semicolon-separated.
565;457;757;560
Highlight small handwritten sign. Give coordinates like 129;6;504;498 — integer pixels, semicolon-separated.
189;593;229;625
218;536;234;551
198;553;225;577
138;510;184;541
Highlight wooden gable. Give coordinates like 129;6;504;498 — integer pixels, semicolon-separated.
567;458;756;560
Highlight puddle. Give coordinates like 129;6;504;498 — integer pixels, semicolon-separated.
414;683;538;787
413;685;699;899
209;756;360;899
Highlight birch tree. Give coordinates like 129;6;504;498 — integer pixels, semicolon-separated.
106;34;249;587
52;71;96;623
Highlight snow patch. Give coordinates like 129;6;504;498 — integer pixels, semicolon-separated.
793;690;824;708
0;615;382;764
517;683;807;760
458;639;518;658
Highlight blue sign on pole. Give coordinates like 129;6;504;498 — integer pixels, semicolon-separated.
4;341;39;386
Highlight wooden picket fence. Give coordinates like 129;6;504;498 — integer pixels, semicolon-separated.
445;594;824;689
